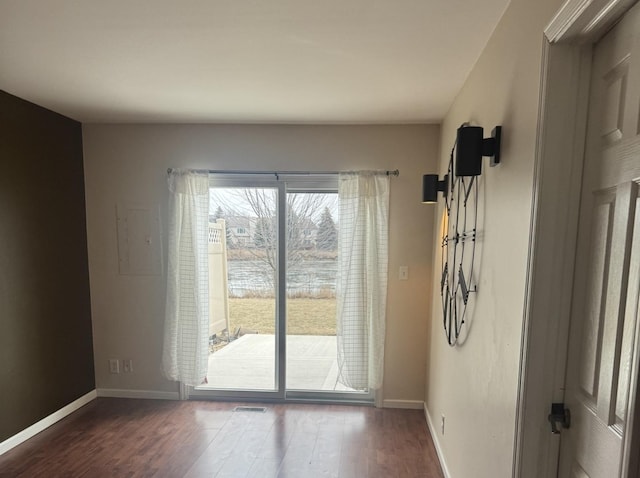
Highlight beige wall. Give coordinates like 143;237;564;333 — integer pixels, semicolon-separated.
424;0;564;476
82;123;439;401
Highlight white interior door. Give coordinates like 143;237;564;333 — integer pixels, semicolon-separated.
559;4;640;477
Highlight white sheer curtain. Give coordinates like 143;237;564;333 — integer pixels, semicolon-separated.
336;171;389;391
162;169;210;387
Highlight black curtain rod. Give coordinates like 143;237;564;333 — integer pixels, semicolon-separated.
167;168;399;177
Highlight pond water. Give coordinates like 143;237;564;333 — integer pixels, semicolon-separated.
227;259;337;297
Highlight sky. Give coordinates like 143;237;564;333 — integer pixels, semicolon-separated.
209;188;338;224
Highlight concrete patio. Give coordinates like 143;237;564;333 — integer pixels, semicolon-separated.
200;334;354;391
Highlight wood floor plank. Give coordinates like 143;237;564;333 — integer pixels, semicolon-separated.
0;398;444;478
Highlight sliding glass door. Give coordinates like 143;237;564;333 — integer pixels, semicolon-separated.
190;174;371;403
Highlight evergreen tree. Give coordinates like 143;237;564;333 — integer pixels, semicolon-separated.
316;207;337;251
253;217;275;249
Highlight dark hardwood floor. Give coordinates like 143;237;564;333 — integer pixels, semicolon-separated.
0;398;444;477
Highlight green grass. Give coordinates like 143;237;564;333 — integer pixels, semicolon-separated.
228;297;336;336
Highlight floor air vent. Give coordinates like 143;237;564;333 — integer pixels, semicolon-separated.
233;406;267;413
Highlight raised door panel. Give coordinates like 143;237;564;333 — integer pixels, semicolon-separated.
579;194;615;402
615;194;640;427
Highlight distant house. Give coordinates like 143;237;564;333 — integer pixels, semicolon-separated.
209;214;320;250
222;216;256;247
298;218;318;249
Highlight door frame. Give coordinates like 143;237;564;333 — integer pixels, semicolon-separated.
186;173;375;405
515;0;640;477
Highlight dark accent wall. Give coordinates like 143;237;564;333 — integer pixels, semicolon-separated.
0;91;94;442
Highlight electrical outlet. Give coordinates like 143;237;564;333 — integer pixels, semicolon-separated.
123;359;133;373
109;359;120;374
441;414;445;435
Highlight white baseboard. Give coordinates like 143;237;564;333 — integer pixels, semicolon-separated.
382;399;425;409
96;388;180;400
0;389;97;456
424;403;451;478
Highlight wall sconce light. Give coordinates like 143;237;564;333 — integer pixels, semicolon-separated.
422;123;502;204
422;174;448;203
455;125;502;177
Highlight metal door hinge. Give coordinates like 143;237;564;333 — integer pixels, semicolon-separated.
548;403;571;434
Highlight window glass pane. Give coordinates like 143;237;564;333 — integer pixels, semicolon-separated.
198;186;277;391
286;192;356;392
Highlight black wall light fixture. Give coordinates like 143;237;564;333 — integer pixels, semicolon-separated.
421;123;502;204
455;125;502;177
422;174;448;203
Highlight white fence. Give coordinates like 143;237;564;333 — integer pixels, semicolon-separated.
208;219;230;337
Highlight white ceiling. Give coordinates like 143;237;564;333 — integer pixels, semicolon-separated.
0;0;509;124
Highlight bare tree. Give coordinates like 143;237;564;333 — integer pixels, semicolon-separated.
210;188;337;294
240;190;327;270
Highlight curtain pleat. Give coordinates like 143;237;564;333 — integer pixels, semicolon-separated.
162;169;210;387
336;172;389;391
